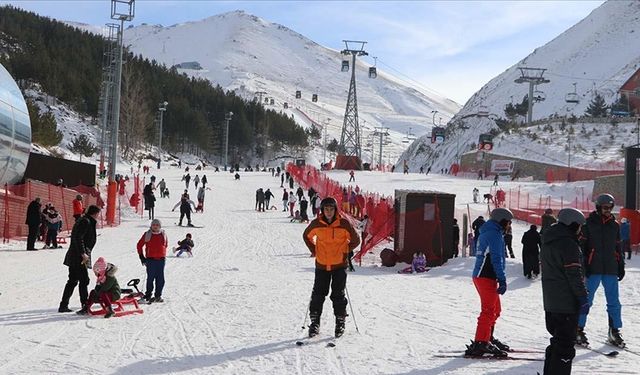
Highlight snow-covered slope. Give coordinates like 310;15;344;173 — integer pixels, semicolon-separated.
402;0;640;171
118;10;460;161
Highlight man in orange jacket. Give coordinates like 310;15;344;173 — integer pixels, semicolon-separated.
137;219;168;303
72;195;84;221
303;197;360;338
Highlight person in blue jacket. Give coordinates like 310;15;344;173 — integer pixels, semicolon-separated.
465;208;514;357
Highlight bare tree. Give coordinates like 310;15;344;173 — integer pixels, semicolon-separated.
119;64;152;159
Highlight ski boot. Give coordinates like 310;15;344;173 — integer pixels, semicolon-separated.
491;336;510;352
104;308;115;319
464;340;507;357
308;312;321;338
576;327;589;347
76;307;88;315
608;327;626;348
335;315;346;338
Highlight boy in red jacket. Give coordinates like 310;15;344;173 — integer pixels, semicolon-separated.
137;219;168;303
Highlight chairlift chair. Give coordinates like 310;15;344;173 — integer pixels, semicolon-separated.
270;98;275;105
478;133;493;151
565;93;580;104
533;90;546;102
431;126;446;144
477;106;489;117
341;60;349;72
295;90;301;99
284;102;288;109
312;94;318;103
369;67;377;79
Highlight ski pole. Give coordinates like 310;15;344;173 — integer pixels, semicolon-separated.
345;284;360;333
301;301;310;330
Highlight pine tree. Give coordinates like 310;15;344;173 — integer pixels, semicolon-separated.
69;133;98;162
327;138;339;153
26;99;63;147
585;93;608;117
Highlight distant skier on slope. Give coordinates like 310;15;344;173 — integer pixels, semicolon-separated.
303;197;360;338
172;193;196;227
465;208;513;358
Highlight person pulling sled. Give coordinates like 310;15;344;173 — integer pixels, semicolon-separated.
302;197;360;338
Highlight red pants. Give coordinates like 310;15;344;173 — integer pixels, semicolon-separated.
289;202;295;216
473;277;501;342
86;290;114;311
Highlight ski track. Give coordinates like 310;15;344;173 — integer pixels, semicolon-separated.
0;168;638;374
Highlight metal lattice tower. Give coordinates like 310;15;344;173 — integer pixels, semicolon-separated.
98;23;120;174
514;67;550;125
339;40;368;161
372;126;390;167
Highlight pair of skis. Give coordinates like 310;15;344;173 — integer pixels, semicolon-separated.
295;335;341;348
436;345;621;362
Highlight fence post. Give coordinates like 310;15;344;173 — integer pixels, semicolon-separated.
527;192;530;210
3;183;8;243
517;186;521;209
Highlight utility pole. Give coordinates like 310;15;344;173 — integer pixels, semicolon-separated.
338;40;372;169
224;111;233;169
323;118;330;164
373;126;389;168
157;101;168;168
515;67;550;125
106;0;134;225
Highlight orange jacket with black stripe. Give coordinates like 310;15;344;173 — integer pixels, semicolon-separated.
303;213;360;271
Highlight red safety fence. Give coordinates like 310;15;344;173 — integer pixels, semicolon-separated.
1;175;143;243
286;164;395;262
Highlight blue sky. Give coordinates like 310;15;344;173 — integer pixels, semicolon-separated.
4;0;605;104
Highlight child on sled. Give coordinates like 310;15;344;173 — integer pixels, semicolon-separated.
77;257;120;318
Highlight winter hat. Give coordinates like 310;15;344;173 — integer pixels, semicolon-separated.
93;257;107;283
151;219;162;227
186;233;192;238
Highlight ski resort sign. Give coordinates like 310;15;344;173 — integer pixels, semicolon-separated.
491;160;515;174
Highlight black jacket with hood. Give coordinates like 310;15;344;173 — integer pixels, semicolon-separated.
580;211;623;276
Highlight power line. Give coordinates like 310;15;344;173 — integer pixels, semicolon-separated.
371;57;452;101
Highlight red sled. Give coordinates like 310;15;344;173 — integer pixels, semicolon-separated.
88;279;144;317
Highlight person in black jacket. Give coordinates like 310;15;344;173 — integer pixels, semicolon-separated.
143;183;156;220
59;205;101;313
25;197;42;251
452;218;460;257
577;194;625;348
264;188;274;210
256;188;265;212
471;216;485;253
521;225;541;279
541;208;589;375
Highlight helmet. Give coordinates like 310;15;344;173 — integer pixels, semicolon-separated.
557;208;586;226
320;197;338;210
595;194;615;208
490;208;513;223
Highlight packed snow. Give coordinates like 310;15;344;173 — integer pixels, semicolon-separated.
0;166;637;374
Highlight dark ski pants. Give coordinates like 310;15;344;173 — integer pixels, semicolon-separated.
453;241;459;257
60;263;90;309
504;235;514;258
27;224;39;250
473;277;501;342
85;290;114;312
46;229;59;248
148;207;154;220
310;267;348;317
523;251;540;278
543;312;578;375
265;199;271;209
258;200;265;212
578;274;622;329
145;258;165;299
179;210;192;225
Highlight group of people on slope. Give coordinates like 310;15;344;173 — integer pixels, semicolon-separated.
25;194;86;251
466;193;626;375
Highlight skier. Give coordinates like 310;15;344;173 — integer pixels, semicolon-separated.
72;195;84;221
620;217;631;260
541;208;557;239
472;188;479;204
173;233;194;257
288;190;297;217
303;197;360;338
264;188;274;210
426;166;431;175
257;188;265;212
44;206;63;249
26;197;42;251
59;205;100;313
452;218;460;257
577;194;625;348
541;208;589;375
184;173;191;189
143;183;156;220
471;215;486;252
465;208;513;357
349;170;355;182
493;174;499;186
79;257;121;318
282;189;289;212
420;166;424;174
201;175;208;189
521;225;541;279
136;219;168;303
172;193;196;227
194;174;200;189
289;175;294;189
196;186;205;213
280;173;285;188
504;223;515;258
477;170;483;180
158;179;167;198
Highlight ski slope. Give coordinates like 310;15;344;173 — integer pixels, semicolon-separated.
0;168;637;374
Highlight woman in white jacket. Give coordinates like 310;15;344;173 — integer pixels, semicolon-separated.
287;191;297;217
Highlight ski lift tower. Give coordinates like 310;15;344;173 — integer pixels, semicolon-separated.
105;0;134;225
514;67;550;126
336;40;371;170
373;126;390;168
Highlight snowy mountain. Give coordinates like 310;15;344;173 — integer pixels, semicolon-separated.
401;0;640;171
115;10;460;163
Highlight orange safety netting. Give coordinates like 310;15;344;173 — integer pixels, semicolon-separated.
1;175;143;243
286;164;395;262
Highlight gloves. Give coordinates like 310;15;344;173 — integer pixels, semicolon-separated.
496;279;507;295
139;254;146;266
578;295;590;315
618;262;625;281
